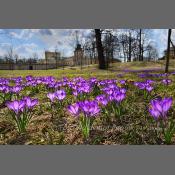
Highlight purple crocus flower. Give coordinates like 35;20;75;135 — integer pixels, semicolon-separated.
149;97;173;120
146;86;153;92
146;80;155;84
6;100;25;114
134;81;154;92
11;85;22;93
95;94;108;106
72;91;78;96
23;96;38;109
116;74;123;78
47;92;56;102
79;100;100;117
0;85;10;93
107;88;126;103
89;77;98;85
162;79;172;85
120;88;127;94
113;91;126;102
0;85;7;92
67;103;80;116
119;80;126;85
55;90;66;100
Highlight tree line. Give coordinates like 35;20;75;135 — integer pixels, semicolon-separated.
82;29;159;69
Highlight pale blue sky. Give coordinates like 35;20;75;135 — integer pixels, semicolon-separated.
0;29;171;59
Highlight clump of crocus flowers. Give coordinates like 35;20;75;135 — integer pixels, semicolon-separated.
0;84;23;104
102;84;127;118
134;80;154;92
149;97;172;120
162;79;172;85
95;94;111;121
6;96;38;133
134;80;154;100
47;89;66;117
149;97;175;144
47;89;66;102
68;100;100;142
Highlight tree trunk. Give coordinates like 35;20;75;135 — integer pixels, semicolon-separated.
128;32;132;62
95;29;106;69
165;29;172;73
139;29;142;61
110;33;114;63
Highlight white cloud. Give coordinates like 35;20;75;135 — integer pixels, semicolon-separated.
15;43;42;58
0;42;12;56
10;29;40;40
35;29;92;56
0;48;7;56
6;29;93;57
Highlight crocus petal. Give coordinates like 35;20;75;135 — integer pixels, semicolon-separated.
152;100;162;113
149;108;160;119
162;98;172;112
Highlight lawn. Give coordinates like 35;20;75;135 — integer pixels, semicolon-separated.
0;60;167;79
1;61;175;145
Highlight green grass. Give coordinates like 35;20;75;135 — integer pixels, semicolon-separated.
0;65;113;78
0;61;169;79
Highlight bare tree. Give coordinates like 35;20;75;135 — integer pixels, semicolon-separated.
128;30;132;62
103;30;116;67
32;52;38;60
145;44;158;61
118;29;138;62
6;45;14;62
118;33;128;62
5;45;14;70
54;47;60;69
139;29;142;61
95;29;106;69
165;29;172;73
14;54;19;64
83;31;96;65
